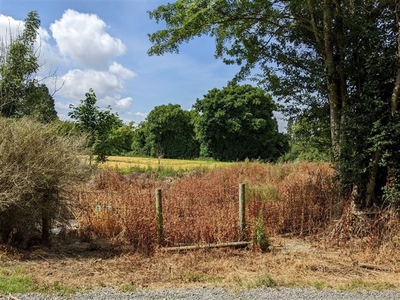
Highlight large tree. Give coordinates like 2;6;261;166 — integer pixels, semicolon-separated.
193;84;288;161
148;0;400;207
0;11;57;122
133;103;199;159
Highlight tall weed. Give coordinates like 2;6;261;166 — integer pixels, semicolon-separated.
73;162;339;253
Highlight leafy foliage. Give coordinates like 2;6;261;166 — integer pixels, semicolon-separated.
193;84;288;161
132;104;199;159
68;88;123;163
148;1;400;207
0;11;57;122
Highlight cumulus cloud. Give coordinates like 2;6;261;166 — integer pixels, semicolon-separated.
0;14;23;39
115;96;133;109
59;69;123;100
54;101;70;110
109;62;136;79
0;11;136;121
50;9;126;69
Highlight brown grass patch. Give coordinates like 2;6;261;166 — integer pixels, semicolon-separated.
2;235;400;292
73;162;338;253
2;161;400;293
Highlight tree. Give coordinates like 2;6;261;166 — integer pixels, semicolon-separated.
23;83;58;123
193;84;288;161
148;1;400;208
0;11;57;122
285;103;331;162
139;104;199;159
107;122;135;155
131;121;152;157
0;117;90;246
68;89;123;163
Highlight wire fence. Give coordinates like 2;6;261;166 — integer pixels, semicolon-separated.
73;177;340;252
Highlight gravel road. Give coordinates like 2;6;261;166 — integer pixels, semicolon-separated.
4;287;400;300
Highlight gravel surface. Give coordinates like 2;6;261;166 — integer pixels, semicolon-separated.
5;287;400;300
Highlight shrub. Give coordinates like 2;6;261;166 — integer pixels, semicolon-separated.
0;117;91;247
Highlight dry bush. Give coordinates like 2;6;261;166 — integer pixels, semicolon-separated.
0;117;91;246
73;162;340;253
327;199;400;250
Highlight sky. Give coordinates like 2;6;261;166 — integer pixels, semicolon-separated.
0;0;286;131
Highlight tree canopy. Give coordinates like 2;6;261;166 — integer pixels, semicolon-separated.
132;103;199;159
148;0;400;208
68;88;123;163
0;11;57;122
193;84;288;161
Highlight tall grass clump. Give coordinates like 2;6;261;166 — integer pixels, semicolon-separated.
73;162;339;253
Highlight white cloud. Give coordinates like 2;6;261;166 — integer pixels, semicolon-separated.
0;11;137;122
50;9;126;69
109;62;136;79
115;96;133;109
135;111;147;118
55;101;70;110
0;14;23;40
59;69;123;102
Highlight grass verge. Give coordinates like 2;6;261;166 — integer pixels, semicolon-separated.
0;267;35;294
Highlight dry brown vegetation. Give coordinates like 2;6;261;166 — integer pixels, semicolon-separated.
73;162;339;253
2;161;400;293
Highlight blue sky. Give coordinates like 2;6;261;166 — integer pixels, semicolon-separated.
0;0;286;130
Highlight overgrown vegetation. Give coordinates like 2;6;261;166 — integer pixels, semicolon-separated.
74;162;338;253
0;117;91;246
148;1;400;209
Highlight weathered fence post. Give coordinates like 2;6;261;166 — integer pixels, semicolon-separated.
155;188;164;246
239;183;246;240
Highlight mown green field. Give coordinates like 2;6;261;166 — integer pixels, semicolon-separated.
101;156;233;172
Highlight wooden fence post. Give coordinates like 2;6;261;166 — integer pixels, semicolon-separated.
239;183;246;240
155;188;164;246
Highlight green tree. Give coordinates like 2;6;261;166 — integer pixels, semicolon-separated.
193;84;288;161
68;88;123;163
0;11;57;122
148;1;400;208
285;103;331;162
23;83;58;123
131;121;151;157
107;122;135;155
144;103;199;159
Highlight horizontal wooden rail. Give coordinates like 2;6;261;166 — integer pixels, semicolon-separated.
159;241;251;252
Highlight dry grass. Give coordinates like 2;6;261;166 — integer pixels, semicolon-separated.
2;236;400;293
73;162;338;253
2;161;400;293
101;156;232;171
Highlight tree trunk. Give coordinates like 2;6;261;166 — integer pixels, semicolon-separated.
365;150;381;208
365;4;400;208
41;193;51;246
323;0;341;165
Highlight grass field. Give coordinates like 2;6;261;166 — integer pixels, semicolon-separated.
101;156;233;173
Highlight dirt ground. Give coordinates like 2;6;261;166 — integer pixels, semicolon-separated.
1;235;400;293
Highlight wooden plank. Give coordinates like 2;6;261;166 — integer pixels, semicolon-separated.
159;241;251;252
